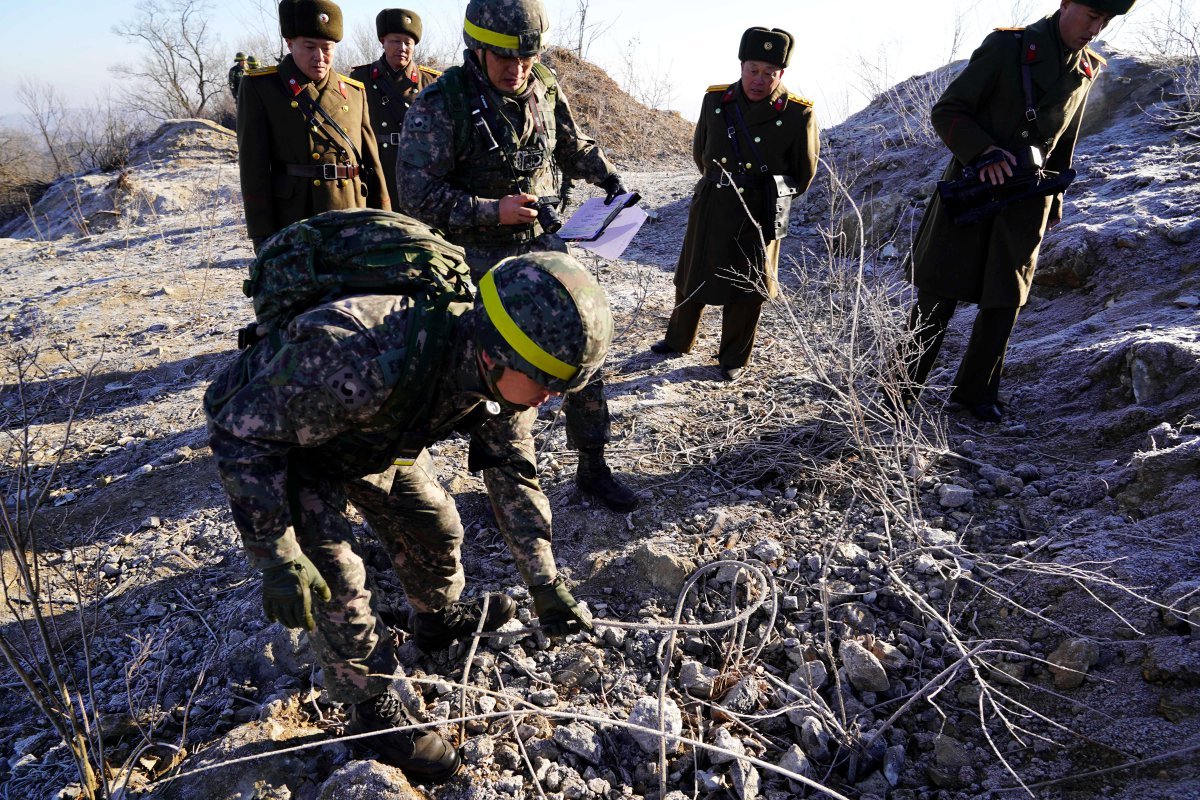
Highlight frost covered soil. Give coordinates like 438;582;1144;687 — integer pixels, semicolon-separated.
1;51;1198;800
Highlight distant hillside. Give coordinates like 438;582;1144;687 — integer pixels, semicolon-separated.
541;47;693;169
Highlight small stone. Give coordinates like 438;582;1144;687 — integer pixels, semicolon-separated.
1174;295;1200;308
1048;638;1101;689
729;758;760;800
778;744;813;782
529;688;559;707
679;660;719;698
553;722;603;764
789;659;829;691
628;696;683;754
840;640;890;692
751;538;785;563
708;726;745;765
937;484;974;509
799;717;830;761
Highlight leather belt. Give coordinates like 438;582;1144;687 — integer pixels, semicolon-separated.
702;167;767;189
280;162;361;180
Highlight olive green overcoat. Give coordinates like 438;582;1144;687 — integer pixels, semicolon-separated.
674;80;819;305
348;58;440;210
238;55;389;242
910;13;1104;308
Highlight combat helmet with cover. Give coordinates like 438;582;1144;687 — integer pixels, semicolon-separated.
463;0;549;57
475;252;611;394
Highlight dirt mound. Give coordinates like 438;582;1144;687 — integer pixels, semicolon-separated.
541;47;693;169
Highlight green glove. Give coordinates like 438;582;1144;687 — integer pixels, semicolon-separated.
530;576;593;637
261;555;331;631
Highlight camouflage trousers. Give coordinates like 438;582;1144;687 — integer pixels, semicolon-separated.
287;450;465;704
464;231;610;451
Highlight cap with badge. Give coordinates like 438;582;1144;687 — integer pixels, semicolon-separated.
738;26;794;68
1079;0;1135;14
278;0;343;42
377;8;422;42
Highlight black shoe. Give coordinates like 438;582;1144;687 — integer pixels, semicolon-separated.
720;366;743;382
350;689;461;783
650;339;677;355
576;450;640;512
966;402;1003;423
411;594;516;653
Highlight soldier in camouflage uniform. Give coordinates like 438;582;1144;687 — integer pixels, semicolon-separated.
904;0;1134;422
205;230;604;781
229;52;248;101
396;0;639;512
350;9;440;210
237;0;389;251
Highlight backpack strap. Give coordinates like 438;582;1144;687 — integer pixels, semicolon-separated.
437;67;474;157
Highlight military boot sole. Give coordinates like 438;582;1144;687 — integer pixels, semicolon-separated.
412;594;517;653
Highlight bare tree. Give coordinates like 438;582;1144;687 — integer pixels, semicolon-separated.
110;0;225;121
16;81;70;175
559;0;616;60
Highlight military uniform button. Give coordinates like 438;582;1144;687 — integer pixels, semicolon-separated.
715;108;722;115
754;137;762;143
745;163;752;169
382;142;389;148
720;157;727;164
337;179;345;187
290;100;299;108
312;153;320;160
381;121;388;128
776;120;783;126
313;179;321;186
341;105;349;112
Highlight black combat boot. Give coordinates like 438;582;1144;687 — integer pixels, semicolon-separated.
410;593;516;653
350;688;460;783
576;448;640;512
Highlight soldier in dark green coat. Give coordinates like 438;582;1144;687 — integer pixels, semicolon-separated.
349;8;440;210
905;0;1135;422
237;0;389;251
229;52;248;101
650;27;820;381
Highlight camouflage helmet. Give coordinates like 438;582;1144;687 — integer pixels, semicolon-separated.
247;56;261;68
235;52;248;61
463;0;549;57
475;252;611;394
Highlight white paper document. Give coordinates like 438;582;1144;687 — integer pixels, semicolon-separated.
576;206;650;260
557;193;640;241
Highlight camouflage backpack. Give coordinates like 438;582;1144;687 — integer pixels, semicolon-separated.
242;209;473;345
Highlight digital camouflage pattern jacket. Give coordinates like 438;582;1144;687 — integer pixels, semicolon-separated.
203;297;559;587
396;54;615;246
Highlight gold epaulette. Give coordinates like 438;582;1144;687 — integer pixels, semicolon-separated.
993;26;1025;32
1084;47;1107;66
789;93;813;107
706;83;731;93
418;65;442;77
245;66;278;77
340;74;365;90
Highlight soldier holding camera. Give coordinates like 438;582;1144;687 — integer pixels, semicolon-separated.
904;0;1135;422
396;0;639;512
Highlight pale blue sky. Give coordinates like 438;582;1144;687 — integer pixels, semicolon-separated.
3;0;1184;125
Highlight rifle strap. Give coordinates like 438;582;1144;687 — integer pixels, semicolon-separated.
1020;31;1038;129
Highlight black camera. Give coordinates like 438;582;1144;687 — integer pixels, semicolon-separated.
526;195;563;234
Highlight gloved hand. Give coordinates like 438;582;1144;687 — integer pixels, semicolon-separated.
559;178;574;208
530;576;594;637
262;554;331;631
599;173;627;205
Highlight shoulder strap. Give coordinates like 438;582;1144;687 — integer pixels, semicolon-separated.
437;67;473;156
1019;30;1038;125
275;74;369;169
531;62;557;104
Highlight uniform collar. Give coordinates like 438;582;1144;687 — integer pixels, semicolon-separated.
280;54;331;92
731;79;791;125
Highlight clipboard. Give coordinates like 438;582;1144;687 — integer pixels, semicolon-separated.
557;192;641;241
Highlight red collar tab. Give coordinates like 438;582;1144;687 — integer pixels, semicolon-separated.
1024;42;1038;63
338;80;347;98
1081;58;1094;78
372;65;380;79
409;71;417;83
773;96;786;111
722;89;735;104
287;77;304;96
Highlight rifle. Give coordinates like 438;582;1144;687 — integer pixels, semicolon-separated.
937;147;1075;226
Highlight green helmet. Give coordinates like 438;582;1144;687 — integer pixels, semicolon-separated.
463;0;549;57
247;56;261;68
235;52;247;61
475;252;611;394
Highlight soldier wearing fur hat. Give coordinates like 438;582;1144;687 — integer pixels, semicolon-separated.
903;0;1135;423
651;27;819;381
350;9;440;210
237;0;389;251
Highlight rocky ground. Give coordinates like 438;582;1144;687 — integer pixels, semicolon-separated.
1;48;1198;800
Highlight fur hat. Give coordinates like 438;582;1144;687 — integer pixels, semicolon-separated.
1077;0;1136;14
376;8;422;42
738;27;794;68
279;0;343;42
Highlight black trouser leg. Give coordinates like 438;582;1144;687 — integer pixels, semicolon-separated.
950;306;1020;406
718;295;765;370
664;284;704;354
906;290;959;391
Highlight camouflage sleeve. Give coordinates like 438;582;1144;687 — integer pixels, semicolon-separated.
788;106;821;195
396;88;502;231
930;32;1010;165
206;309;392;568
553;88;617;186
474;408;558;587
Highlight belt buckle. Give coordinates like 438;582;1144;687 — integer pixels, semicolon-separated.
321;163;338;180
389;132;402;145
